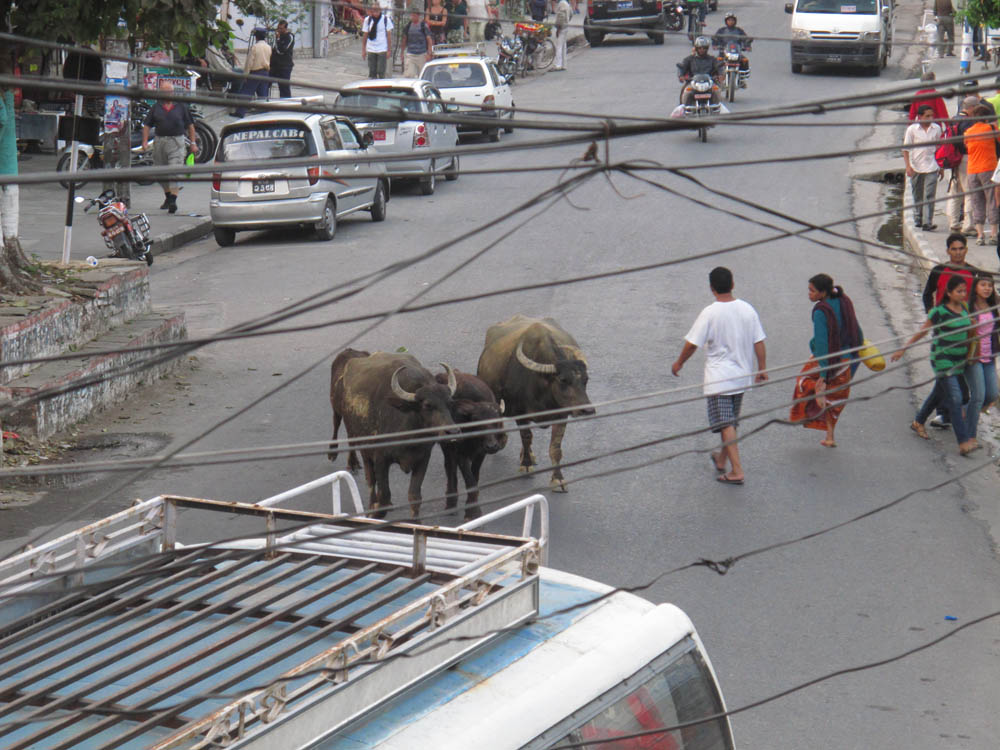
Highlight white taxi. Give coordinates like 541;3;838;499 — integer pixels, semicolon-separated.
420;44;515;143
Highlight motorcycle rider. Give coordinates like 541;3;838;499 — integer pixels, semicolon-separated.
677;36;724;103
712;13;751;85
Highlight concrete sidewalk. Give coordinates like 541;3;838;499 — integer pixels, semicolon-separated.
17;19;585;266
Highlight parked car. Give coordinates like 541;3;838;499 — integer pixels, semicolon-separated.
336;78;460;196
583;0;668;46
210;112;389;246
420;52;514;143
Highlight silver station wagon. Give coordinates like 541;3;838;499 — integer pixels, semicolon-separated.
210;112;389;246
336;78;460;196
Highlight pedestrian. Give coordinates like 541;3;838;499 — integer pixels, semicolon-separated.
919;232;979;429
426;0;448;44
141;81;197;215
903;105;944;231
402;9;434;78
907;72;949;122
362;4;395;79
671;267;768;486
270;19;295;99
789;275;863;448
891;275;977;456
965;272;999;438
232;28;271;118
962;104;999;245
529;0;548;22
552;0;571;71
467;0;489;43
447;0;468;42
948;95;980;235
935;0;956;56
985;78;1000;124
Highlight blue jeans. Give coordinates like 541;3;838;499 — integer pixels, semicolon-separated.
916;374;972;444
965;358;998;437
234;70;270;116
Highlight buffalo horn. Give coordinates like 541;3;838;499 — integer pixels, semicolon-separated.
439;362;458;395
498;398;505;415
516;340;557;374
390;367;418;402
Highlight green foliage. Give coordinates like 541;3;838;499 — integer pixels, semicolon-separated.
253;0;309;28
960;0;1000;30
2;0;290;56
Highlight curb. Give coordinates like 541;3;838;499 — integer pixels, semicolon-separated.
150;217;213;256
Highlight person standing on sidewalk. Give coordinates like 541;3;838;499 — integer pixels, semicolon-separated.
141;81;197;215
552;0;571;71
362;5;394;79
671;266;768;486
233;28;271;118
949;96;980;234
402;10;433;78
962;104;999;245
270;20;295;99
907;72;949;121
467;0;489;43
903;105;944;231
935;0;956;56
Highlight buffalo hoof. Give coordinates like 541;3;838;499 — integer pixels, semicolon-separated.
518;465;532;474
550;478;568;493
327;451;338;463
444;495;458;510
463;505;482;521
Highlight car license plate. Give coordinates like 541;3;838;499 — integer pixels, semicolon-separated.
106;225;124;237
694;93;712;99
826;55;842;62
617;0;633;8
252;179;276;194
372;129;386;141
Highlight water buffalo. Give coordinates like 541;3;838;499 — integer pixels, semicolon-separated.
329;349;459;519
477;315;594;492
434;369;507;520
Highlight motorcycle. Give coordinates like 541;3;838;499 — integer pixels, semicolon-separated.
496;34;526;83
76;188;154;265
676;73;722;142
717;40;748;103
514;22;556;73
664;0;687;31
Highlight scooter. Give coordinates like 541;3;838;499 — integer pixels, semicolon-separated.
76;189;153;265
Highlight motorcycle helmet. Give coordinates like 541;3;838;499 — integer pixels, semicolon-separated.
694;35;710;49
724;13;737;22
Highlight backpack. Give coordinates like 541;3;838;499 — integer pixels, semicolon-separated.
935;122;963;170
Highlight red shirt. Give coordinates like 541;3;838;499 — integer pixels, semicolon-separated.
908;88;950;122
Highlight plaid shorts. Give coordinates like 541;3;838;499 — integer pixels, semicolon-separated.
706;393;743;433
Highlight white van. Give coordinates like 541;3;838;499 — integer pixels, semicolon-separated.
784;0;893;74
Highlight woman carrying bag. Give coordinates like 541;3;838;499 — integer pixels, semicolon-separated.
790;274;864;448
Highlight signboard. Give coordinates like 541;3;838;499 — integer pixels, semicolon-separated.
104;77;129;131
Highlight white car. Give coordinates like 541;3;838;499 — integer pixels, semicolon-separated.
420;53;514;143
336;78;460;196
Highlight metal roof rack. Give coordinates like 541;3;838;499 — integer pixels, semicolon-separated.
430;41;488;58
0;473;547;749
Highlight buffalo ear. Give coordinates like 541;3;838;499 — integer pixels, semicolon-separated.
453;400;478;421
387;396;420;412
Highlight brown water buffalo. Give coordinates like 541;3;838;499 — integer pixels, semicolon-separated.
329;349;459;519
477;315;594;492
434;369;507;520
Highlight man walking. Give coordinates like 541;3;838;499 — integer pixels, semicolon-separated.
141;81;197;215
402;9;433;78
467;0;489;43
362;5;394;79
233;28;271;118
552;0;571;71
949;96;980;234
671;267;768;486
903;105;944;231
270;20;295;99
936;0;956;56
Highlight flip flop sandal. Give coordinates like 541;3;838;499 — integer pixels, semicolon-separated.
910;421;930;440
717;474;744;485
710;451;726;472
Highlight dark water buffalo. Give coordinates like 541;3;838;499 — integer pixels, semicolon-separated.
329;349;459;518
477;315;594;492
434;370;507;520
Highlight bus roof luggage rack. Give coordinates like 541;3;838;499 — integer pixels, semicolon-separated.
0;474;545;750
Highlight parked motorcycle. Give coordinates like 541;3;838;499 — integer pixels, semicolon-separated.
57;141;156;190
677;73;722;142
514;22;556;73
664;0;687;31
496;34;526;83
76;189;154;265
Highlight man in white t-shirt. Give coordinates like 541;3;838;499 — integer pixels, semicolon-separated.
362;5;395;79
671;267;767;485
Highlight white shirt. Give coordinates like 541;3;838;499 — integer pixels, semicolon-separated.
468;0;489;22
363;14;394;54
684;299;766;395
903;121;943;174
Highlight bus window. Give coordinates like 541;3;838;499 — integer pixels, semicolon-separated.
533;638;733;750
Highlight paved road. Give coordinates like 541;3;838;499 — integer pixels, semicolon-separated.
4;3;999;748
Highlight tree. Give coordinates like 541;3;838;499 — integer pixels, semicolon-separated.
0;0;274;291
960;0;1000;30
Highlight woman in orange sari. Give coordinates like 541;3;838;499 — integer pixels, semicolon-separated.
790;274;863;447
